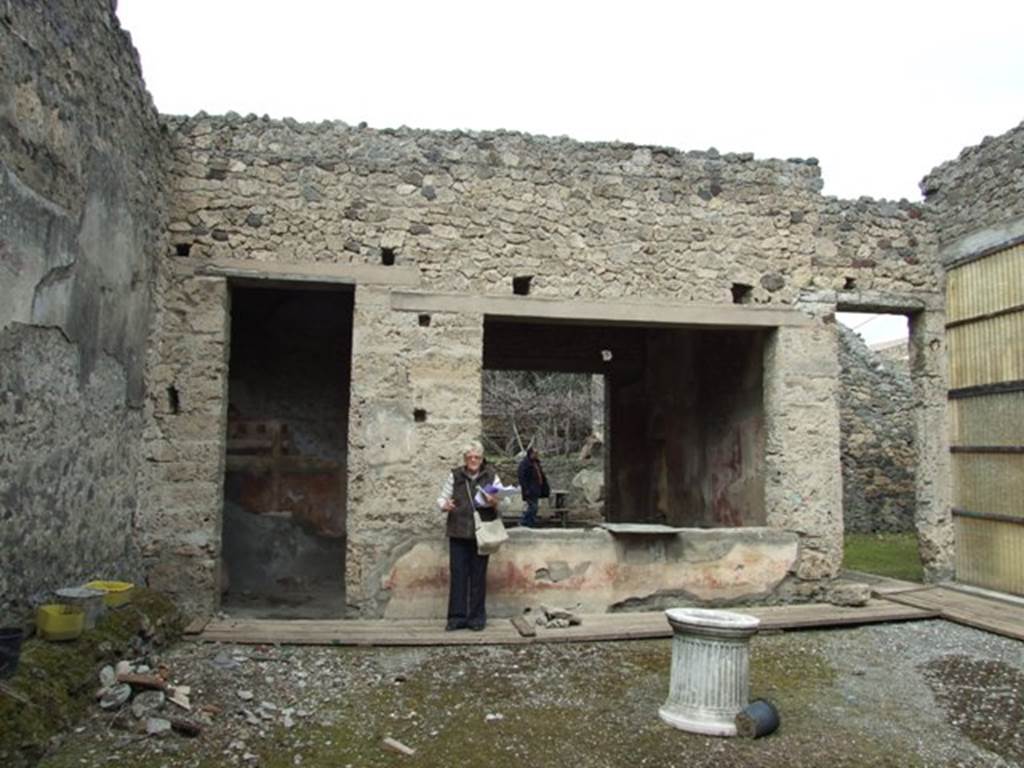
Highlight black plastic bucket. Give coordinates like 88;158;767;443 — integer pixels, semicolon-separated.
735;699;780;738
0;627;25;679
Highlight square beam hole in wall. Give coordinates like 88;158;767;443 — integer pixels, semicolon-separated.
175;243;192;257
731;283;753;304
381;247;396;266
844;277;857;290
167;385;180;414
513;275;533;296
418;314;431;327
413;408;427;423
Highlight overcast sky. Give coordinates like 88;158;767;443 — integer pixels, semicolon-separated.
115;1;1022;344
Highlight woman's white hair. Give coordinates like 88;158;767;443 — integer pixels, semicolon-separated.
461;440;485;459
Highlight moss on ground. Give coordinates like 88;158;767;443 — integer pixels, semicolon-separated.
0;590;183;768
843;532;924;582
30;627;971;768
922;654;1024;765
235;639;923;768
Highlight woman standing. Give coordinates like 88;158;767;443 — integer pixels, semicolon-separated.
436;440;501;631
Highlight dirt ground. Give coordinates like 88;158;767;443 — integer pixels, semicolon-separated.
34;619;1024;768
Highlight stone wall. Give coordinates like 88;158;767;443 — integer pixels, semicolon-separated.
384;527;800;618
160;117;942;303
838;326;915;533
140;114;948;615
0;2;168;618
919;120;1024;586
921;120;1024;253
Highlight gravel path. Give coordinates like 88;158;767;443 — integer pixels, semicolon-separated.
36;619;1024;768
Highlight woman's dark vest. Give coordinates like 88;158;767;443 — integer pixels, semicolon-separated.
446;463;498;539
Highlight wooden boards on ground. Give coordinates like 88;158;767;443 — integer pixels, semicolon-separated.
529;600;936;644
197;617;527;646
884;586;1024;641
193;599;935;647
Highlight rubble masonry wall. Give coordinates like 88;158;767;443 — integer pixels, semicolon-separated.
145;115;945;614
0;1;169;618
921;120;1024;252
838;327;915;533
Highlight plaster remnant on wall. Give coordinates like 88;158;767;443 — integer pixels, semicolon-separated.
0;0;169;617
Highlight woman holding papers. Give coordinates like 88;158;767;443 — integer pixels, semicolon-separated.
436;440;502;631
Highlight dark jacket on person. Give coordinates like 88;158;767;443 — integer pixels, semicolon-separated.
446;462;498;539
517;455;550;501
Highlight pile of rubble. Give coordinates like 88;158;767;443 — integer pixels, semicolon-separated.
95;658;202;738
92;645;322;750
534;604;582;629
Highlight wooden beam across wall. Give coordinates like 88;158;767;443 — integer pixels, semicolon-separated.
391;292;814;328
197;259;421;287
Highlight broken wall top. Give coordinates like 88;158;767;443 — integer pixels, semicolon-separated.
920;119;1024;256
163;114;942;307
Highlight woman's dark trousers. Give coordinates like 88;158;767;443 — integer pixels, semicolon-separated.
447;537;489;629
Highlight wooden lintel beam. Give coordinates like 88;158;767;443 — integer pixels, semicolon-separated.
198;259;420;287
391;292;813;328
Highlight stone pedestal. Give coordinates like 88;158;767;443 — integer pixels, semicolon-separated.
659;607;760;736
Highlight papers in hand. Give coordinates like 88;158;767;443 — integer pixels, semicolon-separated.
474;482;520;506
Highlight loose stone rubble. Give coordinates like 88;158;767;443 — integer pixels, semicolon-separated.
34;623;1024;767
535;604;583;629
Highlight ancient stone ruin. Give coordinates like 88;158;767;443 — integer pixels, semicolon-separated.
2;2;1021;621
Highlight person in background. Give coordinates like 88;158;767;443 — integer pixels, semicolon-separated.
436;440;500;631
517;446;549;528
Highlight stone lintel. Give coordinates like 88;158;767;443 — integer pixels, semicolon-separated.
197;258;421;287
391;292;814;328
939;215;1024;269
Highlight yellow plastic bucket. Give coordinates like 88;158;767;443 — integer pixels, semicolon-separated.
36;604;85;641
83;581;135;608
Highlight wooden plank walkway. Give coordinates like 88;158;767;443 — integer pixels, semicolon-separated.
192;599;936;647
884;585;1024;641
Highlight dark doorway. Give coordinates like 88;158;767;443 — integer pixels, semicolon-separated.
484;319;766;527
221;284;353;618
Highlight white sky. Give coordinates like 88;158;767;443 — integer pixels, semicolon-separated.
115;1;1022;345
835;312;908;346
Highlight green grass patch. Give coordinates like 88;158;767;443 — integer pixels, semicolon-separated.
843;532;924;582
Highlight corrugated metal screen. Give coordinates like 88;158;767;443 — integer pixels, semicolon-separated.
947;243;1024;323
955;516;1024;595
952;454;1024;519
951;392;1024;446
947;312;1024;389
948;243;1024;595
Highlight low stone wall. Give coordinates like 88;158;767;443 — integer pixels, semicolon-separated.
838;326;916;533
381;527;800;619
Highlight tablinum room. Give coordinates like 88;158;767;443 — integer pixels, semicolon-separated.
483;318;767;529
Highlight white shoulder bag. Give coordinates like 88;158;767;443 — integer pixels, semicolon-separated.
466;480;508;554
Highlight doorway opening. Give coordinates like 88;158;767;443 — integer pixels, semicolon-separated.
221;283;354;618
835;310;922;581
483;318;767;527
